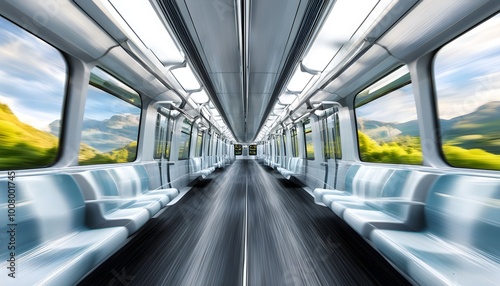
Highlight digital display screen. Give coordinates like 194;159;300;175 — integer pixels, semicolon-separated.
234;144;242;155
249;145;257;155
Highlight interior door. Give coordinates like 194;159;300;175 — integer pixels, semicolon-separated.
154;109;174;188
320;108;341;189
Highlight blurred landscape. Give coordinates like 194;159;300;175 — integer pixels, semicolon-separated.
358;101;500;170
0;103;137;169
2;101;499;170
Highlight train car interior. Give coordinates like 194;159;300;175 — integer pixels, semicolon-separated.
1;0;500;285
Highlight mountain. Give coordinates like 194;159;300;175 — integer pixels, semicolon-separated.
50;113;139;152
359;101;500;154
0;103;58;169
79;141;137;165
0;103;138;169
441;101;500;154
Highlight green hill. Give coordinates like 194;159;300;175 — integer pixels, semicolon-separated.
441;101;500;154
0;103;59;170
0;103;137;170
359;101;500;155
79;141;137;165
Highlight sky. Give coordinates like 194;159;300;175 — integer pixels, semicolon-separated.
0;16;140;131
356;84;417;123
357;13;500;123
0;16;66;130
85;85;140;121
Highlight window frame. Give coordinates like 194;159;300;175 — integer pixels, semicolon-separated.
353;65;423;165
177;117;192;160
79;66;142;165
0;16;68;170
431;13;500;171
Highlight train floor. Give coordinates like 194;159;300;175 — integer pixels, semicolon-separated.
79;159;411;286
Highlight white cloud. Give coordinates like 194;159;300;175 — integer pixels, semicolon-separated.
356;86;417;123
0;20;67;130
436;69;500;119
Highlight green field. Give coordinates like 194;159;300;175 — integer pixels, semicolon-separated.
0;103;136;170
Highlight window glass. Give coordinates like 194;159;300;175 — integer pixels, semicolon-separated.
79;67;141;165
434;14;500;170
355;66;422;165
304;119;315;160
178;118;192;160
291;127;299;157
321;111;342;160
195;131;203;157
0;17;67;170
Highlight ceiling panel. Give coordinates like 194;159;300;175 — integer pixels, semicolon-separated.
183;0;240;73
249;72;276;95
210;72;242;94
249;0;301;72
162;0;320;142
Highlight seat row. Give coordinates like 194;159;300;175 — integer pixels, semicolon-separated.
277;157;305;180
314;164;500;286
0;164;179;286
190;157;216;179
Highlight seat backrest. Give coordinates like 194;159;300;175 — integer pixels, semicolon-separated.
0;174;85;256
107;166;147;197
73;170;122;213
141;162;161;190
190;157;202;172
425;175;500;259
343;164;361;194
286;157;292;169
352;166;394;198
134;165;152;193
294;159;305;174
289;158;298;171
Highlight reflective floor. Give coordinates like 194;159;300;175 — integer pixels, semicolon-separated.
79;160;410;285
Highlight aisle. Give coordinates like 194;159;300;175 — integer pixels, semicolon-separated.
79;160;410;285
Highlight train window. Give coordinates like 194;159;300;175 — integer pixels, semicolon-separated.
320;110;342;160
0;17;67;170
178;118;192;160
434;13;500;171
355;66;422;165
303;119;315;160
195;131;203;157
291;127;299;157
79;67;141;165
